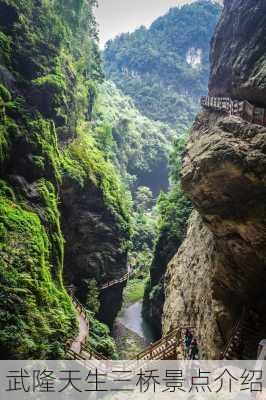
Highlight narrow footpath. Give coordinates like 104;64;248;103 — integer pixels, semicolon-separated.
70;313;89;354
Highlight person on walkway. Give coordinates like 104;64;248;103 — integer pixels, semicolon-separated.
184;329;193;358
189;339;199;360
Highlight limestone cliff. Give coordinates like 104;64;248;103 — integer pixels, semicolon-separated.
0;0;129;359
209;0;266;106
162;0;266;359
61;177;129;327
143;233;177;337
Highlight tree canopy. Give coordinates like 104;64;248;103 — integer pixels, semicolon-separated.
103;0;221;131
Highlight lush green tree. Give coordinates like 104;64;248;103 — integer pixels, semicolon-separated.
103;0;221;131
86;279;100;314
94;81;175;195
156;132;192;250
135;186;153;213
94;123;115;157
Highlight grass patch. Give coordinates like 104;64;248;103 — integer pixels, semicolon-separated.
123;276;148;306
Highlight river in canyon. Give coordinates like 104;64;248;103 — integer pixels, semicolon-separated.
113;300;156;359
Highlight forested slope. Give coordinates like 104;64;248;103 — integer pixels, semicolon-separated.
103;0;221;131
94;81;176;195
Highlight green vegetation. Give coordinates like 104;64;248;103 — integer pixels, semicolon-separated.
88;313;118;359
35;179;65;279
135;186;153;213
0;0;130;359
94;81;176;195
65;125;130;228
123;277;148;306
156;134;193;247
0;84;11;102
0;189;76;359
84;281;118;359
103;0;221;131
143;133;193;334
130;207;157;268
85;279;101;314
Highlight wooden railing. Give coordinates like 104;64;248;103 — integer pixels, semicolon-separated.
71;294;89;322
221;308;246;360
135;326;195;360
80;343;108;360
66;270;130;294
65;289;90;359
201;96;266;126
100;272;130;290
66;285;195;361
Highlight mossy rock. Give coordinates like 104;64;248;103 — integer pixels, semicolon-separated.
0;189;77;359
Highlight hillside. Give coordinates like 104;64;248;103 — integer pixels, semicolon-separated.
94;81;176;195
103;0;222;131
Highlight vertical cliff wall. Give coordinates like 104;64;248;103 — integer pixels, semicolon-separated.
162;0;266;359
0;0;129;359
209;0;266;105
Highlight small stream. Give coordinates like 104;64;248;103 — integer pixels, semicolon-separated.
113;300;156;359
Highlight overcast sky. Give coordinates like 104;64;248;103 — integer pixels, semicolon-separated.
95;0;197;49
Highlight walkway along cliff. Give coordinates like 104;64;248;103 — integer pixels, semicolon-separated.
161;0;266;359
66;287;197;361
65;280;254;361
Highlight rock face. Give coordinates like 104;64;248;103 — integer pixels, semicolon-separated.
209;0;266;106
143;232;180;337
61;178;128;327
163;111;266;358
162;0;266;358
163;211;223;359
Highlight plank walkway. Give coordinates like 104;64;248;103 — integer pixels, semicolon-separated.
100;272;130;290
201;96;266;126
66;293;265;362
220;307;266;360
65;293;109;361
66;288;264;361
66;289;195;361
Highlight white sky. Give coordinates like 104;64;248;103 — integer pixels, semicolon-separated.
95;0;196;49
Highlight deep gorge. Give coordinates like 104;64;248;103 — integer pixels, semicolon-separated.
1;0;266;362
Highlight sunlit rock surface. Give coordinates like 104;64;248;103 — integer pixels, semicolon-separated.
163;111;266;358
162;0;266;359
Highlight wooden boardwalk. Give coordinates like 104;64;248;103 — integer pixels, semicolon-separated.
66;291;263;361
66;289;195;361
201;96;266;126
100;272;130;290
